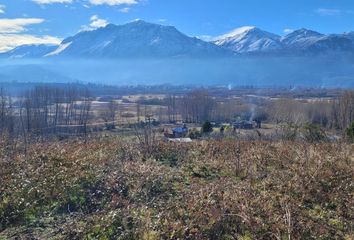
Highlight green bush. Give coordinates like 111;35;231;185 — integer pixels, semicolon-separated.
346;122;354;143
303;123;327;142
202;121;213;134
189;128;202;139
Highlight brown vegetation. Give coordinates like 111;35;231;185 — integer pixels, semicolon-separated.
0;85;353;239
1;138;353;239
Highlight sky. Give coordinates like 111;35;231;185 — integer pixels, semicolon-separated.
0;0;354;52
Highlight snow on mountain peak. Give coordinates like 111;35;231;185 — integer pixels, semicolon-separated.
214;26;282;53
279;28;340;52
281;28;324;44
216;26;256;40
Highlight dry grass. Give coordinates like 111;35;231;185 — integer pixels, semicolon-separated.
0;138;353;239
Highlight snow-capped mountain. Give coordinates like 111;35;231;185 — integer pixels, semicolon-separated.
214;27;354;55
47;20;230;58
280;29;353;54
1;21;353;58
280;29;324;49
213;26;282;53
306;34;354;53
0;44;58;58
343;32;354;45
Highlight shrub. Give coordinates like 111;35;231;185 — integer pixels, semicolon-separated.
189;128;202;139
0;138;353;239
346;122;354;143
303;123;327;142
202;121;213;134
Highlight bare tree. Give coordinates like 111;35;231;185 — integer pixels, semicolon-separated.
17;86;93;138
136;102;141;123
180;90;216;123
100;100;117;129
0;88;15;140
332;91;354;130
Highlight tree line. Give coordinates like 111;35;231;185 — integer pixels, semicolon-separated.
164;90;354;131
1;86;353;142
0;86;91;142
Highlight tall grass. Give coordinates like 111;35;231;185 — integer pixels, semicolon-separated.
0;138;353;239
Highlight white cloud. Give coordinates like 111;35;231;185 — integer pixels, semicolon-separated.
90;15;108;28
197;35;214;42
0;18;45;33
119;7;130;13
0;5;5;14
0;17;61;52
32;0;72;4
0;34;61;52
316;8;341;16
89;0;138;6
81;15;108;31
284;28;294;34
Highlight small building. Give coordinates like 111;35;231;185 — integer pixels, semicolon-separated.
172;126;188;138
233;120;254;130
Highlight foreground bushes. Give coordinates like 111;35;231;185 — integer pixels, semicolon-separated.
0;138;353;239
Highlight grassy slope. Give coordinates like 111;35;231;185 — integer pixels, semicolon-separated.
0;138;353;239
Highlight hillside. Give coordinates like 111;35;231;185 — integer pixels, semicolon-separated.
1;138;353;239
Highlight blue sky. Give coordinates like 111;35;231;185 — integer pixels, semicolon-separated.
0;0;354;51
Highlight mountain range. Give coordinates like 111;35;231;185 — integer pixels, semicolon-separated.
0;20;353;88
1;20;354;58
1;20;229;59
214;27;354;55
